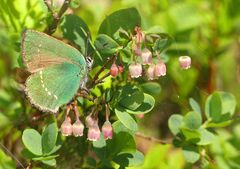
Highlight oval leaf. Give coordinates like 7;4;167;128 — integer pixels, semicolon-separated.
98;8;141;37
182;145;200;163
126;93;155;114
42;122;58;155
113;150;144;167
22;129;42;156
115;107;138;132
183;111;202;130
168;114;183;136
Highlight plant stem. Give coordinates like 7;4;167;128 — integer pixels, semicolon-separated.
135;132;171;144
43;0;71;35
89;54;117;88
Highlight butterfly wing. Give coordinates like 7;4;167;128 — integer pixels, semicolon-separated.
21;30;87;113
25;63;85;113
21;30;86;73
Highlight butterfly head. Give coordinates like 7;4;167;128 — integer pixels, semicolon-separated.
86;57;93;70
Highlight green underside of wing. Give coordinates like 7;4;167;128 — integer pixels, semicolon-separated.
22;30;86;72
25;63;86;113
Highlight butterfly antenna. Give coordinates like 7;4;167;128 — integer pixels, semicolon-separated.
0;142;25;169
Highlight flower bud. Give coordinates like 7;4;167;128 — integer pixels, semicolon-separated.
141;48;152;65
87;124;101;141
136;114;145;119
110;63;119;77
85;114;97;128
61;117;72;136
155;62;166;77
129;63;142;78
118;65;124;73
72;120;84;137
147;64;156;80
102;121;113;140
179;56;191;69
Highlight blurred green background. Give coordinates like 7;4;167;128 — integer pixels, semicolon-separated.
0;0;240;168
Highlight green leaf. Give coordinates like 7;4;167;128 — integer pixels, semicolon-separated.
115;107;138;132
113;150;144;167
189;98;201;115
60;14;94;55
94;34;119;57
69;0;81;8
98;8;141;37
32;155;59;161
205;92;222;122
112;120;135;135
183;111;202;130
168;114;183;136
93;126;136;164
140;82;161;96
0;149;16;169
126;93;155;114
180;128;200;142
105;88;113;102
41;159;56;166
42;122;58;155
153;35;172;52
219;92;236;116
206;120;232;128
182;145;200;163
22;129;42;156
21;149;37;159
118;86;144;111
197;128;215;146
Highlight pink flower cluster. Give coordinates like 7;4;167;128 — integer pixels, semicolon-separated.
110;63;124;77
129;46;167;80
60;113;113;142
129;27;191;79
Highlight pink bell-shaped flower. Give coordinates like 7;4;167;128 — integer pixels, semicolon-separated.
72;119;84;137
155;61;166;77
129;63;142;78
110;63;119;77
60;117;72;136
141;48;152;65
87;124;101;141
85;114;97;128
133;44;142;56
102;121;113;140
147;64;156;80
179;56;191;69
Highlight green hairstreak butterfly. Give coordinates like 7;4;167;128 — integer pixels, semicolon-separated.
21;30;92;113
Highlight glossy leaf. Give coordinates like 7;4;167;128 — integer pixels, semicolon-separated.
140;82;161;96
98;8;141;37
153;35;173;52
60;14;93;55
126;93;155;114
118;85;144;111
94;34;119;57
